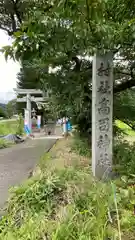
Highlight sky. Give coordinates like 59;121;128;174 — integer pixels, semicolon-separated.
0;30;20;103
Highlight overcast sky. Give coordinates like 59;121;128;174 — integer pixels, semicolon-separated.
0;30;20;103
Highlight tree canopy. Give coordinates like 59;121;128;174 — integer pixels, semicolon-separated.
1;0;135;137
0;106;7;118
6;99;17;118
2;0;135;90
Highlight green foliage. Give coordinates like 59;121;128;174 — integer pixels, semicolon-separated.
0;120;18;135
0;107;6;118
2;0;135;138
8;172;66;217
17;64;41;89
2;0;135;58
115;120;135;136
16;114;24;135
114;90;135;130
0;151;135;239
0;139;13;149
71;134;91;158
6;99;17;118
113;139;135;176
16;62;47;118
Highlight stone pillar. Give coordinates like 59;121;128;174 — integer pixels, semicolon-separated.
26;94;31;132
92;53;113;179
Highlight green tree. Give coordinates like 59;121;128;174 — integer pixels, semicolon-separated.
16;62;45;120
2;0;135;138
6;99;17;118
0;107;7;118
17;64;40;89
114;89;135;129
0;0;54;35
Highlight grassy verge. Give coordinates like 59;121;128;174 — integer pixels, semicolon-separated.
0;116;24;149
0;137;135;239
0;121;16;135
0;121;17;149
0;139;14;149
115;120;135;136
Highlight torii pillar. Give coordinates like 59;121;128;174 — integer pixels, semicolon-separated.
26;94;31;131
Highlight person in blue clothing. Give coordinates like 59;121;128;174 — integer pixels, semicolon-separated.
66;118;72;133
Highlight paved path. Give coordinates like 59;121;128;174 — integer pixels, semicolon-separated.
0;138;56;208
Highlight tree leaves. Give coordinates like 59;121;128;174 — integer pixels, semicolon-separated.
1;0;135;137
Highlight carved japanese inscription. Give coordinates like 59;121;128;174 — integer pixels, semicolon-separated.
97;62;111;77
97;134;110;149
98;97;110;115
98;118;109;132
98;81;111;94
97;152;111;167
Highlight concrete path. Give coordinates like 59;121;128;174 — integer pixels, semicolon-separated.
0;138;56;208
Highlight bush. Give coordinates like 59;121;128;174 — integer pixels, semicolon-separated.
0;107;7;118
0;116;23;136
0;139;13;149
71;135;91;158
1;138;135;239
1;165;135;240
7;172;66;217
16;114;24;135
113;139;135;176
0;121;17;135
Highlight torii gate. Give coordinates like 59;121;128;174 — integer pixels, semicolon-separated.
14;88;49;131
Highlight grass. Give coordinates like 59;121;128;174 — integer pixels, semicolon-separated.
0;137;135;239
0;121;17;149
115;120;135;136
0;116;24;149
0;139;14;149
0;120;17;135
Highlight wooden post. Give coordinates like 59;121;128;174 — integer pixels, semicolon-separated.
92;53;113;179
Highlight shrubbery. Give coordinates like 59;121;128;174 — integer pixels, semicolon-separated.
0;137;135;240
0;139;13;149
16;114;24;136
114;138;135;176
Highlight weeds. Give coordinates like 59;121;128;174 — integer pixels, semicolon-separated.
0;139;13;149
0;117;23;149
0;138;135;239
115;120;135;136
8;172;66;217
0;117;23;136
113;138;135;176
0;121;17;135
1;166;135;240
71;135;91;158
16;114;24;136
